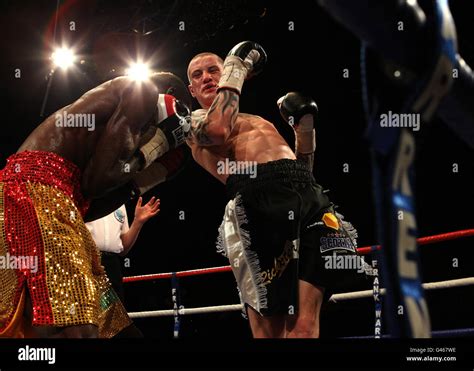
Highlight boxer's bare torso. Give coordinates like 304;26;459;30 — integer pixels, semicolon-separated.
188;112;295;183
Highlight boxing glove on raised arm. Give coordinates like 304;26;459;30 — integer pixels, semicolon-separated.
218;41;267;94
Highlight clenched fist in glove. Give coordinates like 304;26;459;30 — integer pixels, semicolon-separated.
218;41;267;95
278;92;318;155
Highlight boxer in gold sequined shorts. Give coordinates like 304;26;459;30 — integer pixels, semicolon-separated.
0;151;131;338
0;72;192;337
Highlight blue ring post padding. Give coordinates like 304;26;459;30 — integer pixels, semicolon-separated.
323;0;469;338
370;127;430;338
358;0;457;337
171;272;180;339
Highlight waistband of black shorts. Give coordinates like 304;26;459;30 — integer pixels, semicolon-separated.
225;159;314;198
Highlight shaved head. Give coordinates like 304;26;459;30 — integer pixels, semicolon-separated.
187;52;224;82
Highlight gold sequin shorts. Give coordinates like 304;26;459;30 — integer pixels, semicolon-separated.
0;151;131;337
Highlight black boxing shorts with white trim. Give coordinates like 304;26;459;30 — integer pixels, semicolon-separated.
217;159;366;316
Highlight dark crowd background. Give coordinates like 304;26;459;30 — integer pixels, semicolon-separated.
0;0;473;341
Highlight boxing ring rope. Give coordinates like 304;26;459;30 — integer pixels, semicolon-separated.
129;304;243;319
328;277;474;303
354;228;474;254
128;276;474;318
123;228;474;336
123;229;474;283
123;265;232;283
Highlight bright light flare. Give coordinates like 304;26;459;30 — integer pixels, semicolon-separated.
125;62;151;81
51;47;76;70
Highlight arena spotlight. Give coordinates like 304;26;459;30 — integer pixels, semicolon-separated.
125;61;151;81
51;47;76;70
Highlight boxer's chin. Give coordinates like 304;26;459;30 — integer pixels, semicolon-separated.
203;89;217;99
201;92;217;108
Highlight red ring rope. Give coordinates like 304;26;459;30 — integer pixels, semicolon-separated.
123;228;474;283
356;228;474;254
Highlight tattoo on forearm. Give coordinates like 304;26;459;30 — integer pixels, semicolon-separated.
190;96;222;145
191;90;239;146
220;90;239;125
207;93;222;116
